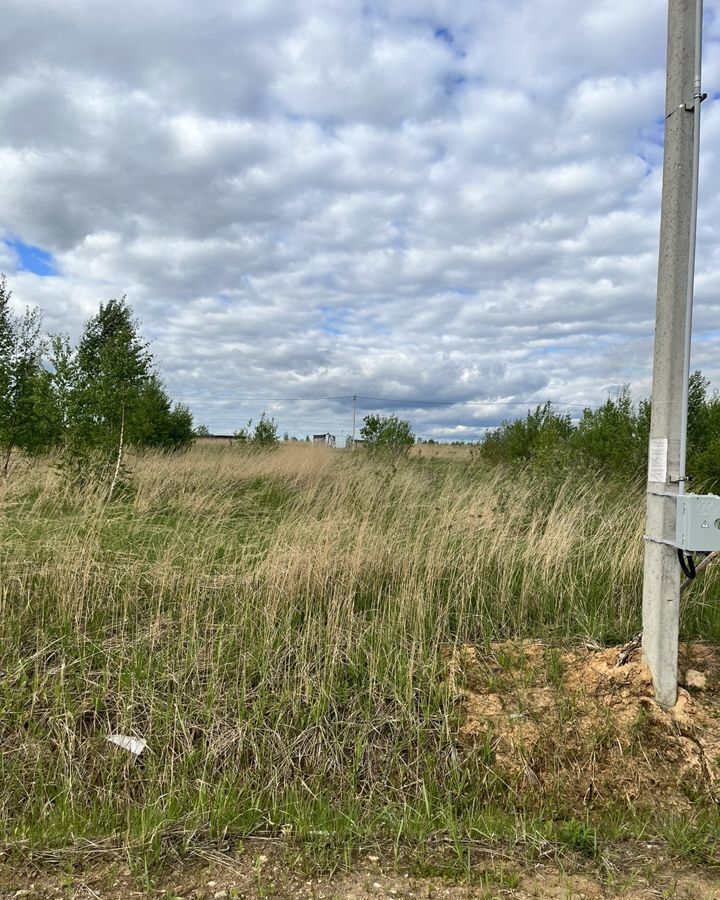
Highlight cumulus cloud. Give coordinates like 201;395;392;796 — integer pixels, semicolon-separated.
1;0;719;440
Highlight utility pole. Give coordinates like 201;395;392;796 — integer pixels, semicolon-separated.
643;0;704;709
351;394;357;448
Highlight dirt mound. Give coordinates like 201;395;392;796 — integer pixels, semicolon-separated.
451;640;720;813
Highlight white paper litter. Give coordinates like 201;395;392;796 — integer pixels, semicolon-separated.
106;733;147;756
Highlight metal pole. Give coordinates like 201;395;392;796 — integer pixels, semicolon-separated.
351;394;356;448
643;0;701;709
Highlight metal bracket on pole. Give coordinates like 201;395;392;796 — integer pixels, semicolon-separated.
643;535;680;549
681;92;708;110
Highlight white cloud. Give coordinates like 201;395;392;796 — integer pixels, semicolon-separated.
1;0;719;440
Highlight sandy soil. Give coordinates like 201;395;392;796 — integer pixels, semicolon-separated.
452;640;720;812
0;842;720;900
2;848;720;899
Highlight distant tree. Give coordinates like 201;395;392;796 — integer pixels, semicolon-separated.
360;413;415;453
135;376;194;450
571;387;644;478
194;424;210;437
165;404;194;448
252;412;279;449
234;412;279;450
481;402;572;466
234;419;252;444
476;374;720;488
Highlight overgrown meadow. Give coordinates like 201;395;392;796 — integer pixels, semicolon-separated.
1;443;719;877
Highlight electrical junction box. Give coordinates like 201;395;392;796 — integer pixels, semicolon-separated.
676;493;720;552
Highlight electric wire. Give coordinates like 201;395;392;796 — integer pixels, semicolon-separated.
173;392;601;410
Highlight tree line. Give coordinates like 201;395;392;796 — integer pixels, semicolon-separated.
476;375;720;490
3;271;717;490
0;276;193;480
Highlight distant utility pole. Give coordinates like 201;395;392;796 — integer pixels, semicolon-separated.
643;0;704;708
351;394;357;448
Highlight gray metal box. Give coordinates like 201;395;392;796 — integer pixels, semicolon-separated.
676;493;720;551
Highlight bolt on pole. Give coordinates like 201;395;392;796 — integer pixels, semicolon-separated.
643;0;703;709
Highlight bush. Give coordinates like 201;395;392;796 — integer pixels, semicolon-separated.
234;412;279;450
360;413;415;453
477;374;718;487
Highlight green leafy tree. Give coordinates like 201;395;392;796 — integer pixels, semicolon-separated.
234;420;252;444
686;371;720;490
25;366;64;453
481;402;572;466
0;276;51;473
360;413;415;453
571;386;644;479
234;412;279;450
253;412;279;449
45;334;79;446
134;376;194;450
63;297;153;494
194;424;210;438
72;297;152;447
477;374;718;487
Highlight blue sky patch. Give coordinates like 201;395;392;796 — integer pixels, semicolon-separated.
539;346;576;355
318;305;348;336
5;238;58;276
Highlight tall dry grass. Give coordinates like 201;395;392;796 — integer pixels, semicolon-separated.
0;443;717;869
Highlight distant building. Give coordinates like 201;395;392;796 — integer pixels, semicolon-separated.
196;434;234;444
313;433;336;448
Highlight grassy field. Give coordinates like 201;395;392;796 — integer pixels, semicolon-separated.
1;443;719;883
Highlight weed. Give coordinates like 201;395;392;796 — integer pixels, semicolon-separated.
544;648;564;688
660;811;720;864
552;817;599;858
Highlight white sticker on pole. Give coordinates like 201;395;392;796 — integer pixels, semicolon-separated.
648;437;668;483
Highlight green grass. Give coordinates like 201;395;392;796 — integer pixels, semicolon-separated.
0;443;718;879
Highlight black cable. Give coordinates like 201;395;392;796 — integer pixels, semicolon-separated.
678;548;697;580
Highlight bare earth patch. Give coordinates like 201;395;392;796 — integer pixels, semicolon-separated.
453;640;720;813
2;847;720;899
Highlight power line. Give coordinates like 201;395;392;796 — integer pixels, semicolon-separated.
173;392;601;410
173;394;351;403
354;395;599;409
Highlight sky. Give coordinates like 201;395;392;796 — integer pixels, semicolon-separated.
1;0;720;442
